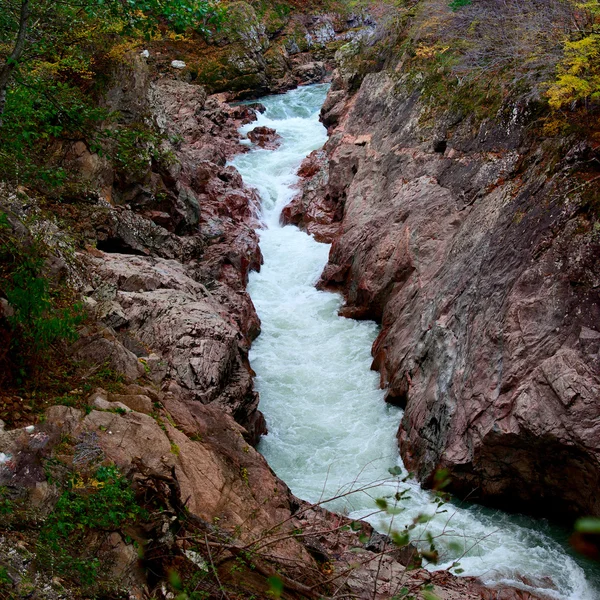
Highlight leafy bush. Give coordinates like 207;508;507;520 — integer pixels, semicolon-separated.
448;0;471;9
0;0;224;190
37;463;143;586
112;123;176;181
0;211;84;375
4;255;82;352
0;77;109;189
547;2;600;110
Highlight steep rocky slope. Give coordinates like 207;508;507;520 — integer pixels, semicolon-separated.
286;35;600;521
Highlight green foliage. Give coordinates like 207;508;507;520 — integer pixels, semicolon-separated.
0;566;10;585
0;77;108;187
5;258;82;353
37;463;143;586
112;123;175;180
575;516;600;533
0;487;15;516
0;224;83;367
267;575;284;598
378;0;578;129
448;0;471;9
0;0;222;189
115;0;225;36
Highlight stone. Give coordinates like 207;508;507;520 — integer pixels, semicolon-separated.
82;296;98;314
87;388;108;405
145;353;169;383
92;397;132;413
29;481;58;511
247;126;282;149
292;60;326;84
281;149;340;242
0;298;14;318
87;252;265;441
45;406;84;433
171;60;187;69
107;394;153;415
122;383;161;403
71;329;145;383
98;299;129;329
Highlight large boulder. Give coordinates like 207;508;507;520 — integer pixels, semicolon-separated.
85;251;265;443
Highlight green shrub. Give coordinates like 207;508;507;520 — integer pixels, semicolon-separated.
112;123;176;181
5;255;83;353
0;77;109;189
37;463;143;587
448;0;471;9
0;212;84;374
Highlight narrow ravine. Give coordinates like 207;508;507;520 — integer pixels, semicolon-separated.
230;84;599;600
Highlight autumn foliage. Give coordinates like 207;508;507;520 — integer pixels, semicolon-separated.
547;1;600;111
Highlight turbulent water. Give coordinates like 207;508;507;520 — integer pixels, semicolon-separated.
230;84;599;600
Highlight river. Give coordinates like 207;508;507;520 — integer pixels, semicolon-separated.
230;83;599;600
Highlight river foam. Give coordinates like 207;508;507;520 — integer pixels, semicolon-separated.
230;83;599;600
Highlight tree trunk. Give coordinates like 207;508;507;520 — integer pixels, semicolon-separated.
0;0;31;127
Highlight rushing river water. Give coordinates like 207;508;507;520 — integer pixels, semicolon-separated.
230;84;600;600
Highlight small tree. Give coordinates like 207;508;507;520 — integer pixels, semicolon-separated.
0;0;223;186
547;1;600;109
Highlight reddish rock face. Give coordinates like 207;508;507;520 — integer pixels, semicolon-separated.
58;69;268;443
281;149;342;242
247;126;283;149
301;70;600;522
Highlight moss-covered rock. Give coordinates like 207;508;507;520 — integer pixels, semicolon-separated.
212;1;269;51
172;5;375;97
188;46;268;94
264;43;291;80
262;5;292;36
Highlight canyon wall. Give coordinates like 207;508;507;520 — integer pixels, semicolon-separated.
147;2;375;99
288;59;600;521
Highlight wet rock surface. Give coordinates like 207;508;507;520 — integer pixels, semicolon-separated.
247;125;282;149
300;68;600;521
281;148;341;242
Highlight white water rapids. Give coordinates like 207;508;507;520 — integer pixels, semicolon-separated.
230;84;599;599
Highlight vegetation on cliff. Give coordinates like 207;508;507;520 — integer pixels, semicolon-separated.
0;0;223;188
337;0;600;137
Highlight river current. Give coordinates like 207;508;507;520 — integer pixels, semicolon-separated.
230;84;599;599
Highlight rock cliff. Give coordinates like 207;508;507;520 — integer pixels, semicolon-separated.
287;55;600;521
146;2;375;99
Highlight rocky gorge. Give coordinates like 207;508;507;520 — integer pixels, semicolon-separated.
1;0;599;598
0;13;528;600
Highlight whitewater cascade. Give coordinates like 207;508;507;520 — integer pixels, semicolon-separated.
230;84;599;599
